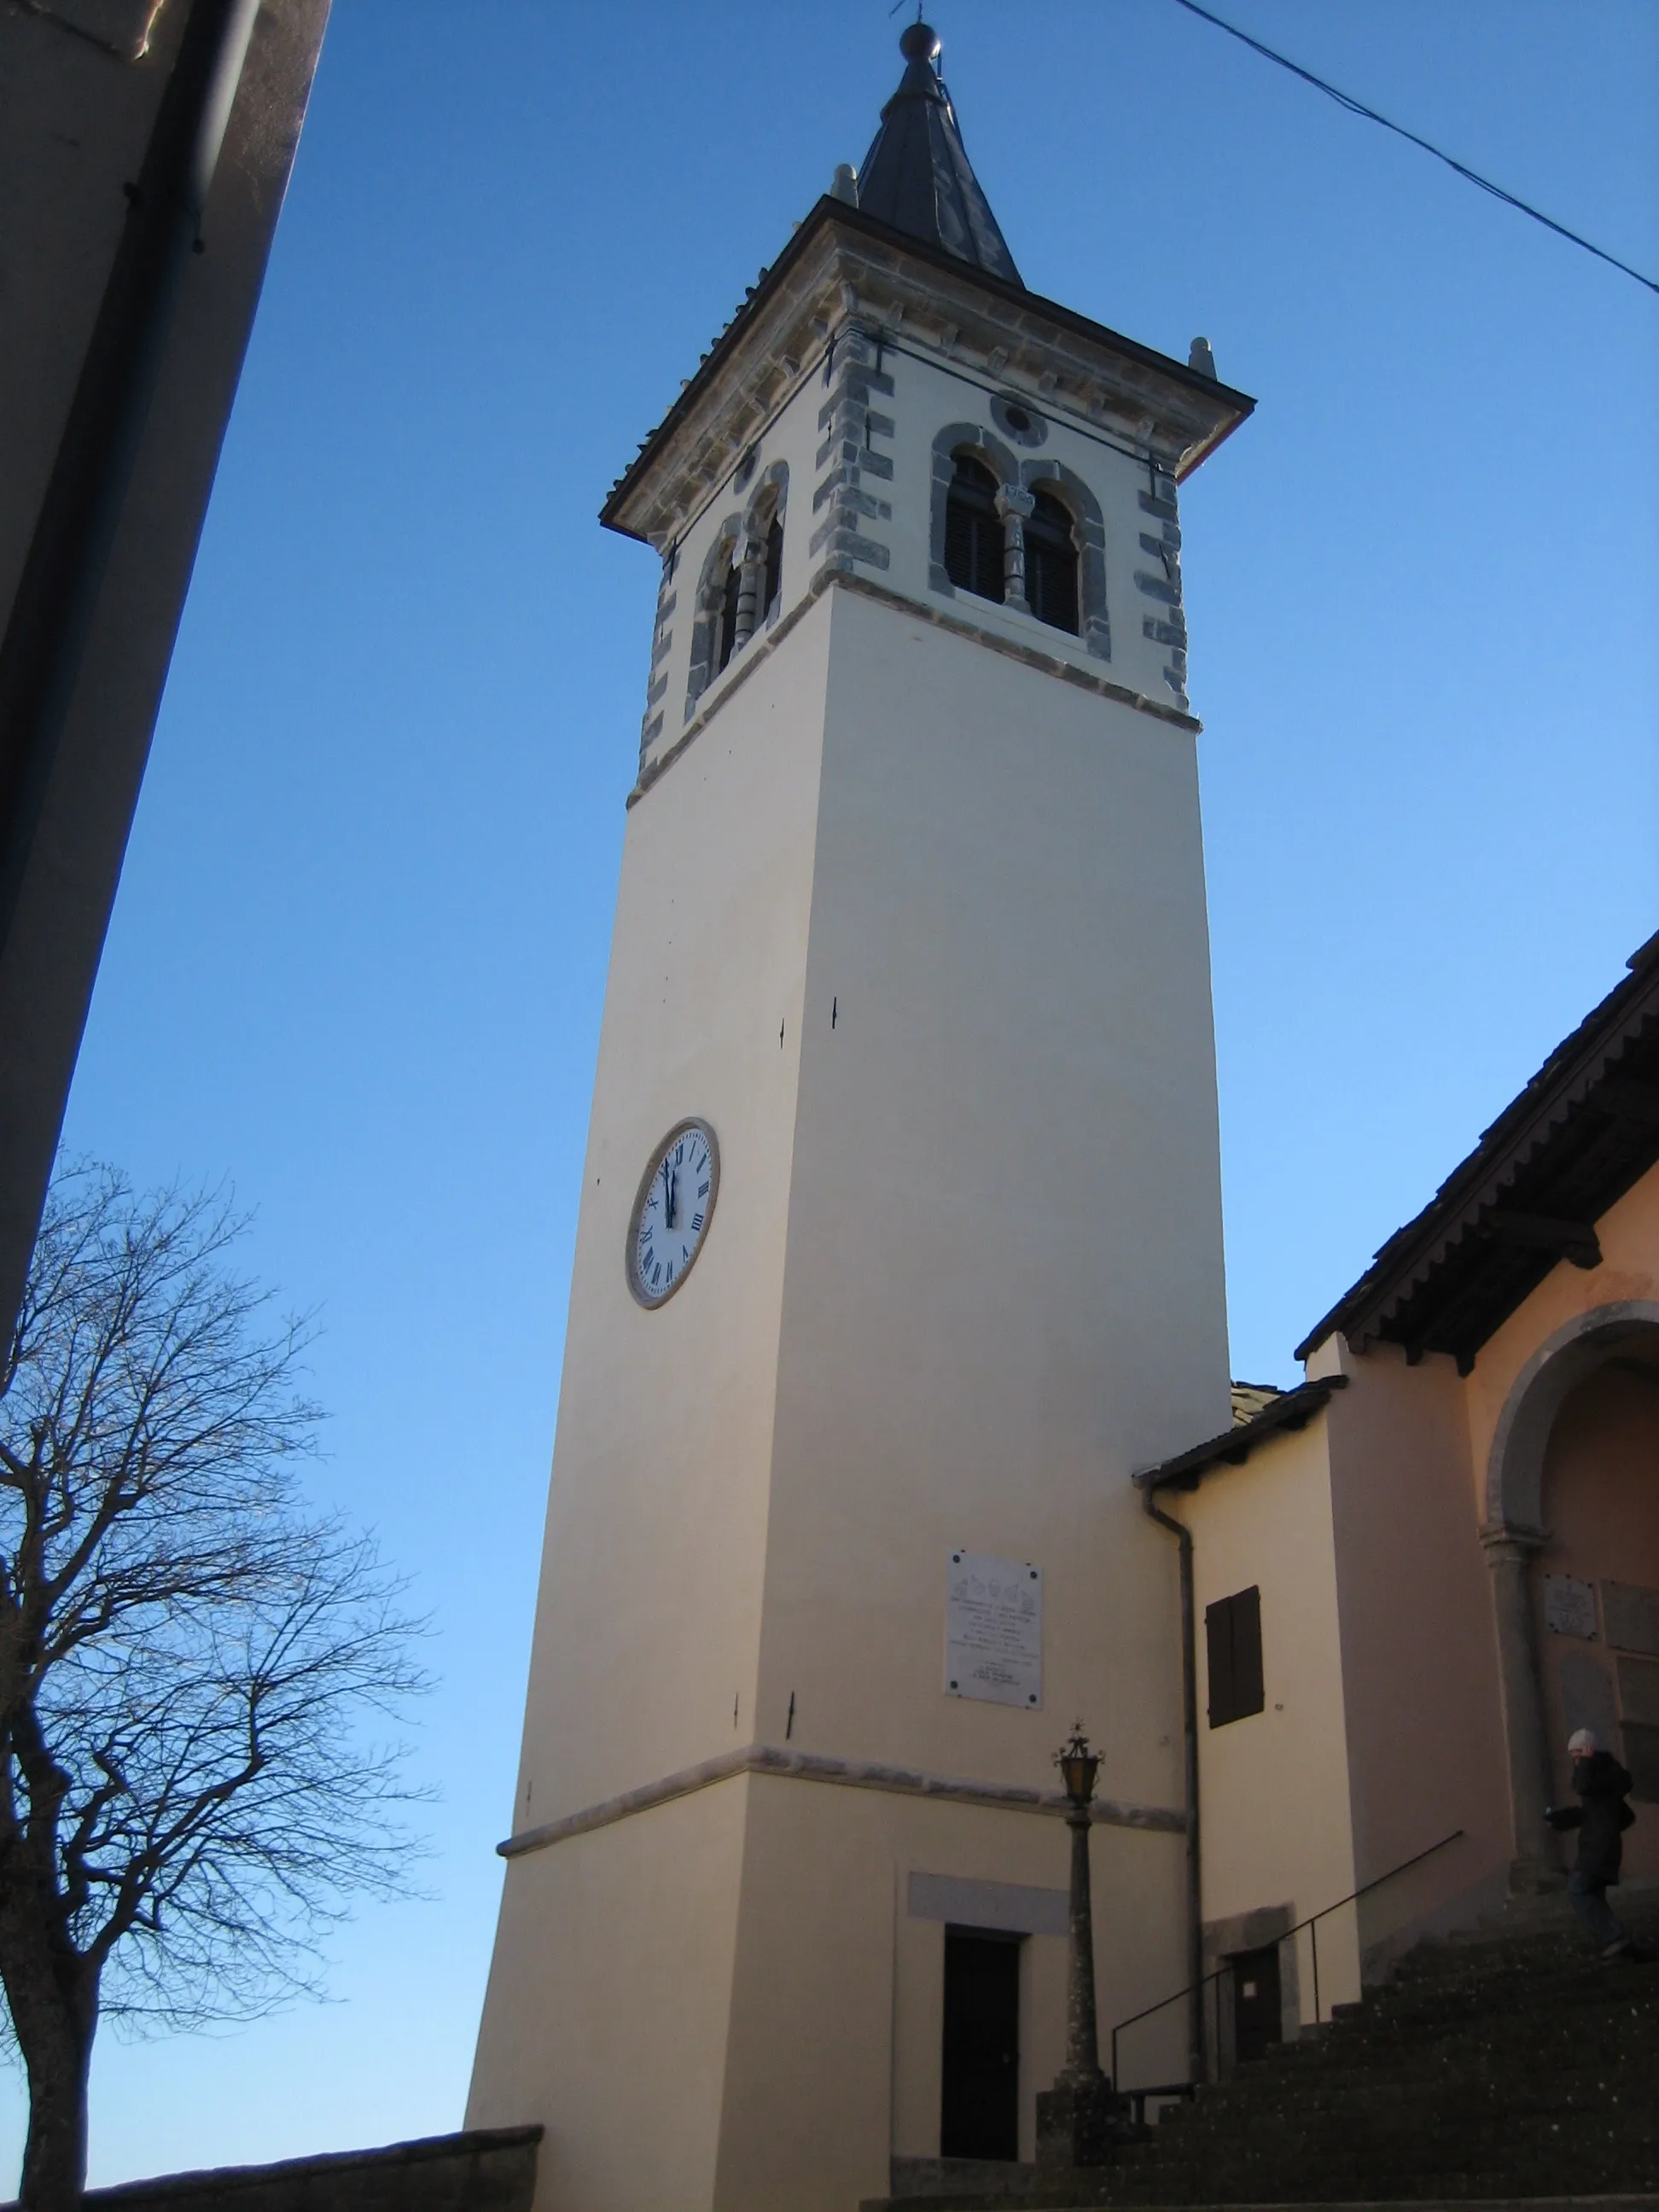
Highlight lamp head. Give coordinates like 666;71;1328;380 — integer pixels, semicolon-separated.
1056;1721;1098;1807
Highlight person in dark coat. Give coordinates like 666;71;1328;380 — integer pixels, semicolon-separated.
1546;1727;1639;1959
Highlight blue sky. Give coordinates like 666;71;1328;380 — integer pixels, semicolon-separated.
8;0;1655;2186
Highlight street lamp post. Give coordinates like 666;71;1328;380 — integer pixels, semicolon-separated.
1036;1724;1130;2174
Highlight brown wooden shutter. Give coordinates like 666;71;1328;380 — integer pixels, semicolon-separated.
1206;1586;1264;1727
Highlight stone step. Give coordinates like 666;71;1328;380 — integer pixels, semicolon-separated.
1218;2025;1658;2075
1193;2046;1657;2103
1117;2127;1659;2167
1103;2164;1659;2189
876;1902;1659;2210
866;2192;1659;2211
1092;2177;1659;2203
1170;2048;1659;2100
1077;2192;1659;2209
1090;2187;1659;2206
1152;2108;1659;2157
1153;2109;1659;2147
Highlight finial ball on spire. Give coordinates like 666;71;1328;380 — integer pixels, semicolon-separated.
899;21;941;63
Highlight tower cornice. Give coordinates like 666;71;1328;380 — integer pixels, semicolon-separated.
601;197;1254;551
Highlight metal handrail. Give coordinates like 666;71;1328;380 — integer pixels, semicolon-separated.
1109;1827;1465;2089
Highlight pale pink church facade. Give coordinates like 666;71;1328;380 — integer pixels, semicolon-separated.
1139;935;1659;2077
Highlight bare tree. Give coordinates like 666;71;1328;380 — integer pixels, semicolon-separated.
0;1162;428;2212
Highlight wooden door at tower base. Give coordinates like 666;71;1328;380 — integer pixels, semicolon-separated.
1231;1943;1282;2065
941;1926;1021;2160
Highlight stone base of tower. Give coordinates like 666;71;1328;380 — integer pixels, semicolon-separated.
467;1769;1186;2212
1033;2075;1135;2173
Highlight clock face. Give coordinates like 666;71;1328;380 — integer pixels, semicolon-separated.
626;1120;719;1308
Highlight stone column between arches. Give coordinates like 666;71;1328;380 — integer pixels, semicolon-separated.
1478;1520;1557;1892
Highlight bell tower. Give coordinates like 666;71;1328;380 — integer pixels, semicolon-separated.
469;27;1253;2212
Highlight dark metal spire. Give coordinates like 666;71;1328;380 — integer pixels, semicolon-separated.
855;23;1022;287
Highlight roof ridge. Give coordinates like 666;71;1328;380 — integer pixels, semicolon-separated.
1295;935;1659;1366
1140;1376;1349;1491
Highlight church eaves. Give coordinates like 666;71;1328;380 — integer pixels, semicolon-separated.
1295;930;1659;1373
854;22;1022;287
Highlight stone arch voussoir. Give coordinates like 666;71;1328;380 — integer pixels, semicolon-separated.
684;513;743;717
1485;1300;1659;1533
929;422;1022;600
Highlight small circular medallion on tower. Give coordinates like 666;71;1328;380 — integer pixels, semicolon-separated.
627;1119;720;1308
991;393;1047;448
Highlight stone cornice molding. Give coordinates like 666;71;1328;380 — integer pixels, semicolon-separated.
602;201;1253;550
499;1740;1185;1860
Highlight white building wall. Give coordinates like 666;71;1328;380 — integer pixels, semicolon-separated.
640;359;830;773
1180;1418;1363;2045
473;252;1236;2209
869;342;1183;711
502;590;833;1835
760;584;1230;1786
638;318;1197;793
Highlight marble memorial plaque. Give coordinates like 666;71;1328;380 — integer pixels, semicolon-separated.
1558;1648;1617;1747
1617;1655;1659;1728
1603;1580;1659;1657
946;1549;1041;1709
1624;1721;1659;1805
1544;1574;1598;1641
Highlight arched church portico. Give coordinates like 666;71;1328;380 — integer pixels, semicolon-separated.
1483;1301;1659;1893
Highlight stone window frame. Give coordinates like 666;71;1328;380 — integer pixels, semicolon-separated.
743;461;789;634
685;515;742;718
684;463;790;721
928;423;1109;661
1018;456;1110;661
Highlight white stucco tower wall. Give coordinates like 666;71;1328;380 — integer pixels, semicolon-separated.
469;40;1253;2211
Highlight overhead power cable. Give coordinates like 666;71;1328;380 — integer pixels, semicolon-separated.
1167;0;1659;297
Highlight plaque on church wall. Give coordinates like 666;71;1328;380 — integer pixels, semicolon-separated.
1544;1574;1598;1641
1625;1722;1659;1805
1557;1649;1617;1749
1617;1656;1659;1728
1602;1581;1659;1657
946;1550;1041;1709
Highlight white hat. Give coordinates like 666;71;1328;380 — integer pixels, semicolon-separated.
1568;1727;1598;1755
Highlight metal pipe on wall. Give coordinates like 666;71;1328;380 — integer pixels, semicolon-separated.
1142;1479;1206;2084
